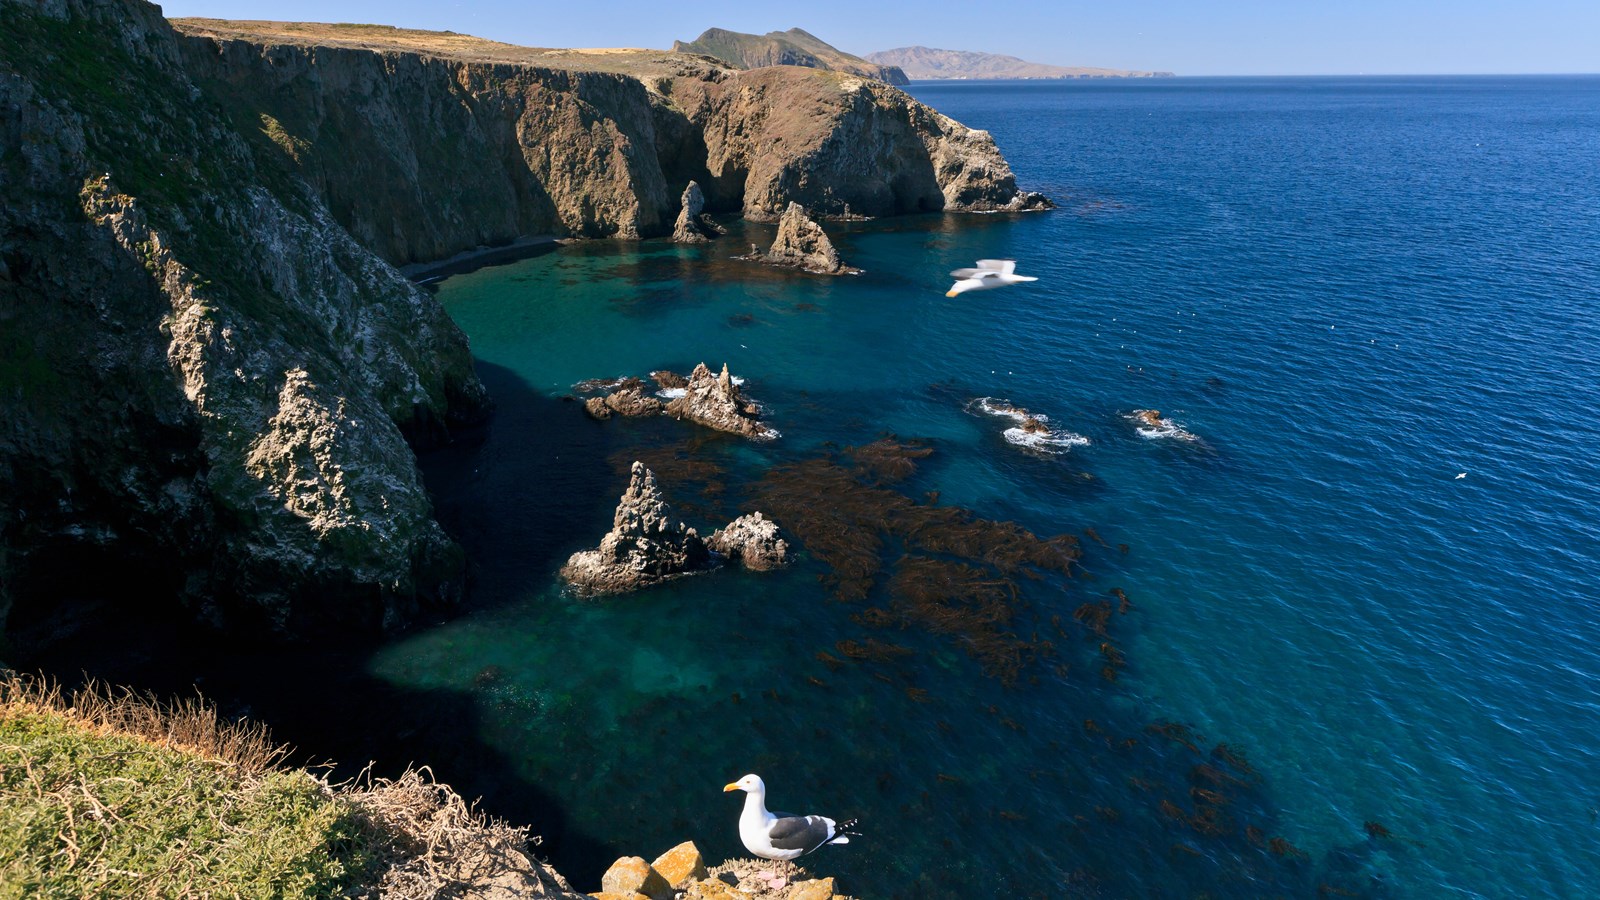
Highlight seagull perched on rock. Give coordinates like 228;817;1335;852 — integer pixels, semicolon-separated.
723;774;859;861
946;259;1038;297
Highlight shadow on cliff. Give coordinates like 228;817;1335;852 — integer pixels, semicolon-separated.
10;360;625;888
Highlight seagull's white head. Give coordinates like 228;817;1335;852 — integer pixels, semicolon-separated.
723;773;765;794
945;279;981;298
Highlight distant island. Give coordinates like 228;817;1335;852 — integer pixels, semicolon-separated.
867;46;1173;80
673;27;909;85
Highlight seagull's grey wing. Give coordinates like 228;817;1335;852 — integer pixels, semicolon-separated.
976;258;1017;275
949;268;983;279
766;814;833;853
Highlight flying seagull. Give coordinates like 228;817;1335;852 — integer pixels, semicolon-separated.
723;774;859;861
946;258;1038;297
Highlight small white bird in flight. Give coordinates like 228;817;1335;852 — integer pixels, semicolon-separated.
724;774;858;861
946;259;1038;297
1456;472;1467;479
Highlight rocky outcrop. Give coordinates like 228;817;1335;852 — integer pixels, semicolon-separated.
762;203;857;274
592;843;847;900
582;379;665;420
1;0;489;638
664;364;777;439
708;512;789;571
672;181;723;243
673;27;909;86
560;463;710;594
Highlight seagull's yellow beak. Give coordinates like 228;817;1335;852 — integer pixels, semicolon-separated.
723;782;741;792
945;290;959;298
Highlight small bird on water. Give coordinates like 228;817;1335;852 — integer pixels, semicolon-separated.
724;774;859;861
946;259;1038;297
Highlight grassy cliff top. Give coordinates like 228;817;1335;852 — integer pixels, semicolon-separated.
0;674;573;898
170;18;733;78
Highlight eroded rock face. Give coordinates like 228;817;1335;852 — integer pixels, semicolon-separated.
672;181;723;243
1;1;488;639
762;203;857;274
561;463;710;594
708;512;788;571
664;364;777;439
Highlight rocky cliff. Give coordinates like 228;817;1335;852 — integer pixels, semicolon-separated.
672;27;909;86
1;0;488;637
0;1;1048;644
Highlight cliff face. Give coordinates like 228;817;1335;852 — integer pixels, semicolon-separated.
170;20;1041;250
0;1;1046;644
0;0;489;636
177;35;673;264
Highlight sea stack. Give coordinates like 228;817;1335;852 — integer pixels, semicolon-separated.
707;512;789;570
763;202;859;274
561;462;710;594
672;181;723;243
664;363;777;439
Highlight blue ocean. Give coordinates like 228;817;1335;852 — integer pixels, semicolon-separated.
359;76;1600;897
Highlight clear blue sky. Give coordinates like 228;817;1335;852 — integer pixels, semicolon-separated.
157;0;1600;75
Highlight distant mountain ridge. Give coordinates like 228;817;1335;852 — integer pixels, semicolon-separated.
673;28;909;85
867;46;1173;80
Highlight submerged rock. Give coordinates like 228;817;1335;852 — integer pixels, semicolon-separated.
762;203;859;275
561;463;710;594
664;363;777;439
708;512;789;571
672;181;724;243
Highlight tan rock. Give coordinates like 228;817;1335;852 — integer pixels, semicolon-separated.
588;893;649;900
650;841;708;887
763;202;857;275
600;856;672;900
786;877;836;900
663;363;776;439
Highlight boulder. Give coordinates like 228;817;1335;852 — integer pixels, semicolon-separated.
560;463;711;594
650;370;689;390
708;512;789;571
599;856;672;900
762;203;859;275
650;841;708;887
672;181;724;243
786;878;837;900
664;363;776;439
582;378;665;420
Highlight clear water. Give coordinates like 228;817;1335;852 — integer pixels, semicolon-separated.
385;76;1600;897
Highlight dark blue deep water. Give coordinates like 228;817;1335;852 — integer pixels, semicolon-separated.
406;77;1600;897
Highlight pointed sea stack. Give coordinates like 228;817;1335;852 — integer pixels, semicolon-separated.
672;181;723;243
763;202;859;274
561;462;710;594
664;363;777;439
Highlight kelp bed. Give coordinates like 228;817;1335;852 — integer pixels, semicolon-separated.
605;435;1392;896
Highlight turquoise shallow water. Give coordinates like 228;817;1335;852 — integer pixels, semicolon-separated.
385;76;1600;897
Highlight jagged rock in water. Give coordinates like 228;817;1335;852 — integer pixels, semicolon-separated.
583;378;665;420
672;181;723;243
651;370;689;390
708;512;789;571
762;202;859;274
664;363;777;439
561;462;710;594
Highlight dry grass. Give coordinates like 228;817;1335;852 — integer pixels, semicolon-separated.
0;671;289;775
0;672;577;899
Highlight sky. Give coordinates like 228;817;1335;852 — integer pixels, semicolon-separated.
156;0;1600;75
